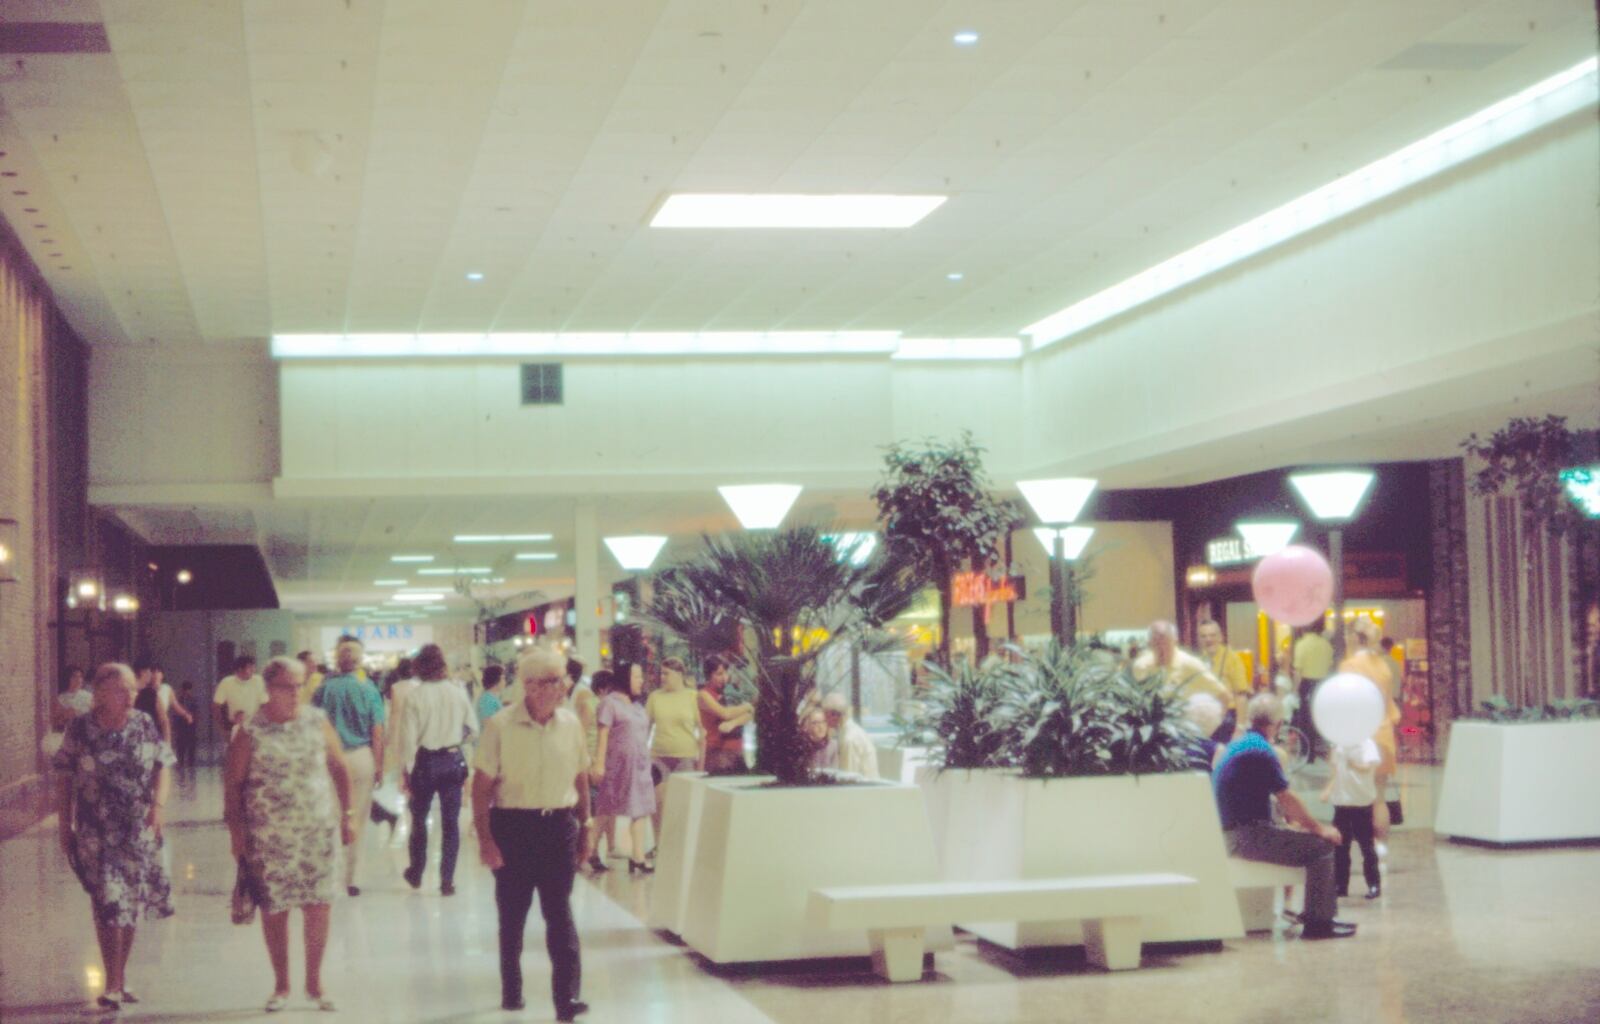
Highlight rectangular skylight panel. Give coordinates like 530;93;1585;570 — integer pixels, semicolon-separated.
651;194;947;229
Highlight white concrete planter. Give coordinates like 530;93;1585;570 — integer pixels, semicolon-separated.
918;770;1244;949
649;772;770;934
877;744;930;785
681;779;953;964
1433;720;1600;844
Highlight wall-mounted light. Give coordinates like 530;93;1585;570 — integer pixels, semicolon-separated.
110;593;140;616
175;568;194;585
0;518;18;584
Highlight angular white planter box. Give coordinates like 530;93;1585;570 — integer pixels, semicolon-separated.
918;770;1243;949
681;780;953;964
649;772;770;935
1433;720;1600;844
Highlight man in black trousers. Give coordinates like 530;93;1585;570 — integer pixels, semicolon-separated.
473;646;592;1020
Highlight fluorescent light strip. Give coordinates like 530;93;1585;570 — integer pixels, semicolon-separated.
417;567;492;575
373;579;407;586
391;593;445;603
651;193;946;229
514;553;558;561
390;555;434;563
892;337;1024;361
1024;58;1600;350
454;534;553;543
272;331;900;359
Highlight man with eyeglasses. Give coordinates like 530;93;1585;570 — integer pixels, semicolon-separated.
473;646;592;1021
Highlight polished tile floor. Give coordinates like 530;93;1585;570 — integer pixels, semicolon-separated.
2;766;1597;1023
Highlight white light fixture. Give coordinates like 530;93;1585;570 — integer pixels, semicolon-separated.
952;30;980;46
175;569;193;584
1032;526;1095;560
373;579;407;586
391;593;445;603
417;566;492;575
352;606;377;612
604;535;669;571
1017;478;1098;525
1289;470;1375;522
1235;520;1300;557
1024;58;1600;350
454;533;553;543
719;484;803;530
1561;467;1600;518
110;593;140;615
513;553;559;561
272;331;900;359
465;271;485;281
946;271;964;281
651;193;946;229
892;337;1024;361
825;532;879;567
391;555;434;563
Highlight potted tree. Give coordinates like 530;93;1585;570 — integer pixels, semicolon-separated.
907;644;1245;950
642;526;954;963
873;433;1023;666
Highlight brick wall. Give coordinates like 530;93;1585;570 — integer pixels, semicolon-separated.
0;222;86;837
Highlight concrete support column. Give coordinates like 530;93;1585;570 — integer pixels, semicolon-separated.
574;499;601;670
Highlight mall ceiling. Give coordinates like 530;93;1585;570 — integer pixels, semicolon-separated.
0;0;1591;349
2;1;1593;616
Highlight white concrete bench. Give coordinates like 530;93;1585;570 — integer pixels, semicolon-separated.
808;873;1199;982
1227;857;1305;932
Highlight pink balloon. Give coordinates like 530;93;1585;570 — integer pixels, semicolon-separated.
1251;544;1334;626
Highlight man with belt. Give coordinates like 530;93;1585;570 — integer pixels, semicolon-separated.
313;637;385;897
473;647;591;1020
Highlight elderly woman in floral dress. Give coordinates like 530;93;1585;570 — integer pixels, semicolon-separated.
225;656;354;1013
53;662;176;1015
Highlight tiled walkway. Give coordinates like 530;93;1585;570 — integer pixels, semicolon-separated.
2;766;1596;1023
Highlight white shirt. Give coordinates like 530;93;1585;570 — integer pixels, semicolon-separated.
474;703;590;810
399;679;479;771
157;682;175;712
214;674;266;723
836;718;880;780
1328;740;1381;806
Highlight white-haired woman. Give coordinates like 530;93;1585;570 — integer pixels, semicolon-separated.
225;656;354;1013
52;662;175;1014
1182;693;1227;773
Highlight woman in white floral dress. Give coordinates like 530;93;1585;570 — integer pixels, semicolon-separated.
225;656;354;1013
53;662;175;1014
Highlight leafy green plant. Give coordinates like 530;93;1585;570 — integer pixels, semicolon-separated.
644;525;925;785
895;659;1017;770
1475;695;1600;722
873;433;1025;666
1462;415;1587;537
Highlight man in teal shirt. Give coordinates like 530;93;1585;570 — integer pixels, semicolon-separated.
314;637;385;896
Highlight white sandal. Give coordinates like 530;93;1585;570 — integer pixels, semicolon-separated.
311;994;337;1012
265;993;288;1012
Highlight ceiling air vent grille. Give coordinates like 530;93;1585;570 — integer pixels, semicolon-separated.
520;363;563;405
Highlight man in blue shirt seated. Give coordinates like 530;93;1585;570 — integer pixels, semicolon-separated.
1214;693;1355;940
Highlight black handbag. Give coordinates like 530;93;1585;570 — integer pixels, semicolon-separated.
1386;798;1404;827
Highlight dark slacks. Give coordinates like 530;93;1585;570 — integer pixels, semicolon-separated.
1295;677;1324;757
1225;821;1339;924
408;748;467;886
489;808;582;1012
1332;804;1380;892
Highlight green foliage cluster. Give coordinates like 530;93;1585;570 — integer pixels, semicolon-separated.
898;643;1200;778
644;525;926;785
1474;695;1600;723
1462;415;1588;536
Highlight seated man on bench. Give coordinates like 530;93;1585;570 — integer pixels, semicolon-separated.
1214;694;1356;940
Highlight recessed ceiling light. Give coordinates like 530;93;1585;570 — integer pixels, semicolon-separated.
946;272;964;281
454;533;554;543
391;555;434;563
514;553;558;561
465;271;484;281
651;194;946;229
953;30;980;46
373;579;407;586
392;593;445;603
417;566;492;575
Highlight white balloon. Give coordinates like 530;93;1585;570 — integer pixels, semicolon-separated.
1310;672;1386;747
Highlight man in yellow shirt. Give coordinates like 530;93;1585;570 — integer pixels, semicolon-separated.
296;650;325;706
1131;620;1231;707
1198;620;1251;737
1292;624;1336;758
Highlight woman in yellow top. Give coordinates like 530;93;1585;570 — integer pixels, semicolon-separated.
644;657;702;856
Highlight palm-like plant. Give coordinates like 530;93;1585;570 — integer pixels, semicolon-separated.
644;525;929;785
